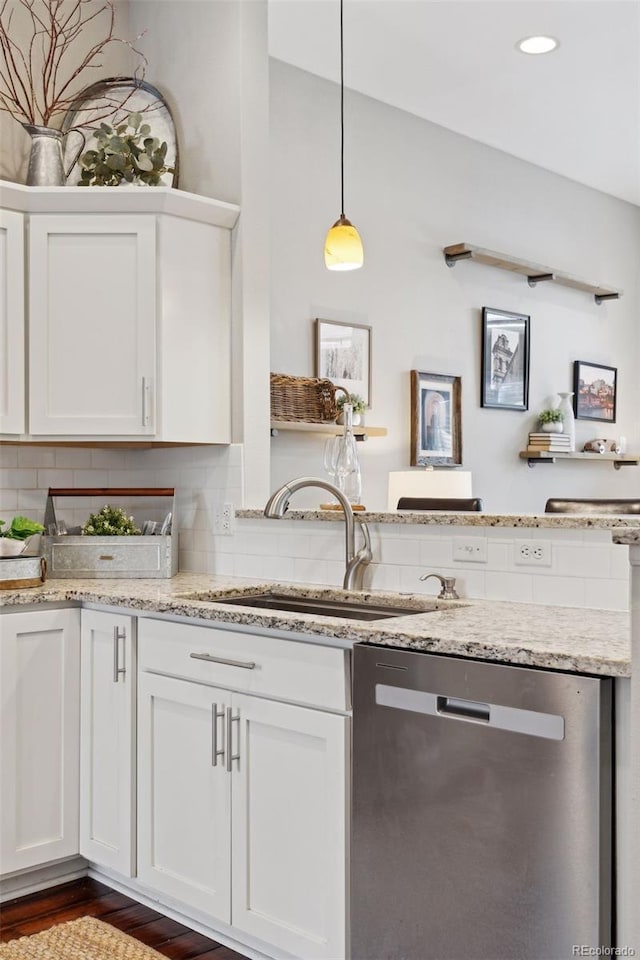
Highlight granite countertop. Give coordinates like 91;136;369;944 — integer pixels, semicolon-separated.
613;530;640;544
0;573;630;677
237;509;640;529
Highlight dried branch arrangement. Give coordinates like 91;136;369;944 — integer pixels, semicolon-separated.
0;0;146;131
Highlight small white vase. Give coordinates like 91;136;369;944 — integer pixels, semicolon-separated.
557;392;576;451
541;421;563;433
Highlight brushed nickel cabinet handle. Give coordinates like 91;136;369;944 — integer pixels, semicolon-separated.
211;703;225;767
142;376;152;427
190;652;256;670
113;626;126;683
225;707;240;773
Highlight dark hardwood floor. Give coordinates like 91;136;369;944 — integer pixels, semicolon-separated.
0;877;249;959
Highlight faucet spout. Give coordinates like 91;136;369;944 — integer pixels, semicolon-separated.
264;477;370;590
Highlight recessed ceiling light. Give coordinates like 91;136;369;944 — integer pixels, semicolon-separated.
517;35;559;55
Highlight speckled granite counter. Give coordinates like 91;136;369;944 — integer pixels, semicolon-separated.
237;508;640;529
0;574;630;677
613;530;640;545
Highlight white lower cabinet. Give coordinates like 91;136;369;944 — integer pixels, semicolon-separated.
0;608;80;875
137;617;349;960
80;610;136;876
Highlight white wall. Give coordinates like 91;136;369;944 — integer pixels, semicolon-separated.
268;60;640;513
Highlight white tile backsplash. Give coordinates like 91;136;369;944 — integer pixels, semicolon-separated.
0;443;631;611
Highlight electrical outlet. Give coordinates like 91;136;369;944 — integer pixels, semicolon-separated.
452;539;488;563
514;540;552;566
214;502;235;536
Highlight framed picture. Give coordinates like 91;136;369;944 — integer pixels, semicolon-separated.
315;318;372;407
573;361;617;422
481;307;530;411
411;370;462;467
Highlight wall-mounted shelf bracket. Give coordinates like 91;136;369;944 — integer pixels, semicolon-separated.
527;273;555;287
594;292;621;306
444;250;473;267
443;243;622;306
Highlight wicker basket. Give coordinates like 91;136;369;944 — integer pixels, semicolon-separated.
270;373;348;423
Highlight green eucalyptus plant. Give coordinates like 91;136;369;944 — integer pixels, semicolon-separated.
336;392;366;415
538;408;564;424
82;505;141;536
78;112;174;186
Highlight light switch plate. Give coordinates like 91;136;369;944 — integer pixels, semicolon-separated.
453;539;488;563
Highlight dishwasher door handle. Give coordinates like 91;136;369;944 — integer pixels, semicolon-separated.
437;695;490;723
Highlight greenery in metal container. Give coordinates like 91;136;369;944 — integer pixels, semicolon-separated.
538;409;564;424
78;113;174;186
82;505;141;536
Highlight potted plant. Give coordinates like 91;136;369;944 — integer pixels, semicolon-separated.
78;113;174;186
0;515;45;557
538;409;565;433
336;393;366;426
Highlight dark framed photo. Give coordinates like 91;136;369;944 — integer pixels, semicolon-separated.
315;318;372;407
573;361;617;422
410;370;462;467
481;307;530;411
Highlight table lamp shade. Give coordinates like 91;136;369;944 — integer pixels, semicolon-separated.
387;470;473;511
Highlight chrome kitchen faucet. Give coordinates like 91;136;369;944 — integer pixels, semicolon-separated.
264;477;372;591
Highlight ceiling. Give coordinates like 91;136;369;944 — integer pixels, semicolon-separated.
268;0;640;206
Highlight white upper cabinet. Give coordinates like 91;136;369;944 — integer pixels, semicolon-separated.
0;184;239;444
0;209;25;435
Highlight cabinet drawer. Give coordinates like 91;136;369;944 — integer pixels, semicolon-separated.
138;618;350;712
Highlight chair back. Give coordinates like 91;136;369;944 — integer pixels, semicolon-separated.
396;497;483;512
544;499;640;515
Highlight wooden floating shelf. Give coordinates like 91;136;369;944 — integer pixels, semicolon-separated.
270;420;387;440
444;243;622;305
520;451;639;470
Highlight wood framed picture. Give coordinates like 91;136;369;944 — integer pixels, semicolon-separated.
573;360;617;422
481;307;530;411
315;318;372;407
411;370;462;467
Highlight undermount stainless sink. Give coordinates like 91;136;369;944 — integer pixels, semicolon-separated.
178;589;454;622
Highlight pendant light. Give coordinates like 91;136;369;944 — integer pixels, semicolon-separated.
324;0;364;271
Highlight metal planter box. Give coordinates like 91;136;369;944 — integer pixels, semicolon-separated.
43;487;177;579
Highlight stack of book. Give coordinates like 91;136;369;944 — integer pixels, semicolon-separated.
527;432;572;453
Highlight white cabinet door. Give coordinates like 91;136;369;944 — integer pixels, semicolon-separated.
28;214;156;436
0;209;25;435
80;610;135;876
231;694;348;960
0;608;80;875
137;672;231;921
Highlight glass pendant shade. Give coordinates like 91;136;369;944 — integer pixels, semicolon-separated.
324;214;364;271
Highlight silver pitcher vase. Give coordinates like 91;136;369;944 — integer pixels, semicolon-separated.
23;124;65;186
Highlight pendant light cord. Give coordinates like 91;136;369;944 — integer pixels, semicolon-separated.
340;0;345;217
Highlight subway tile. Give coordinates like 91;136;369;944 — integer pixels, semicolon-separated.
486;542;510;571
236;532;279;557
310;533;346;562
293;558;329;585
485;571;533;604
531;576;586;608
277;533;312;559
18;447;55;468
90;449;129;469
583;578;629;611
0;469;37;489
55;448;92;468
380;538;421;566
210;554;236;577
0;492;18;512
178;550;209;574
369;563;401;592
419;538;453;567
37;469;74;489
553;544;611;579
610;545;631;581
17;490;46;516
73;470;109;487
234;554;269;579
0;447;18;468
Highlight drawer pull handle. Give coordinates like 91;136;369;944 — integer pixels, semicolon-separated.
190;652;256;670
100;554;114;561
211;703;225;766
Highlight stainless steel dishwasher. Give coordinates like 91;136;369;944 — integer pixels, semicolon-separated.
351;644;612;960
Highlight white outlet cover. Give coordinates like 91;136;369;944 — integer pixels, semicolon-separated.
514;540;552;566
